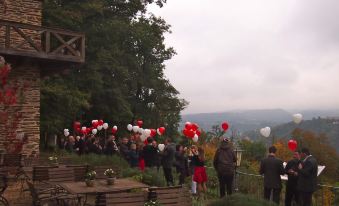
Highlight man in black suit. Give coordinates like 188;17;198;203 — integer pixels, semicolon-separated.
260;146;285;204
285;151;301;206
296;148;318;206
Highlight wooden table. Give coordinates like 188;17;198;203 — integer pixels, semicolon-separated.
59;178;149;205
59;178;149;195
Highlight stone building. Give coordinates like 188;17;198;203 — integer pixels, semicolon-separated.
0;0;85;154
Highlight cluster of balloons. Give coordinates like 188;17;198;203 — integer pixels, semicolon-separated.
65;120;118;137
182;122;201;142
126;120;165;142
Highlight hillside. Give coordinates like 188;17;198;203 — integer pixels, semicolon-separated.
243;118;339;151
181;109;339;133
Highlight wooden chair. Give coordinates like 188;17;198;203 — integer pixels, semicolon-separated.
0;154;23;177
150;186;192;206
66;165;88;181
0;173;9;206
95;191;147;206
47;167;75;184
27;180;78;206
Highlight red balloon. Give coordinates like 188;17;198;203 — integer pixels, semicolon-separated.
150;129;157;137
196;130;201;137
191;123;199;131
111;128;117;134
137;120;143;127
73;121;81;129
159;127;165;135
92;121;99;128
183;129;194;138
98;120;104;126
288;140;298;152
185;122;192;130
221;122;229;131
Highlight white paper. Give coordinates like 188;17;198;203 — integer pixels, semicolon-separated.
281;162;325;180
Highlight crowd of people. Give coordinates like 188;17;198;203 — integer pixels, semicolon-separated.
59;133;318;205
59;133;211;198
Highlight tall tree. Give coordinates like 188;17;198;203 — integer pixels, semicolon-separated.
41;0;187;140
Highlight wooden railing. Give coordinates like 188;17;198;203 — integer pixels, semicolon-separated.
0;20;85;63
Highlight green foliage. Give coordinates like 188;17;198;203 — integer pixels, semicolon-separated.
207;193;276;206
238;139;266;161
41;0;187;143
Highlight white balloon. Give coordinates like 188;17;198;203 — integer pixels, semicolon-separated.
76;136;80;141
293;113;303;124
158;144;165;152
92;129;98;135
92;120;98;124
81;127;86;131
127;124;133;131
132;126;139;133
138;127;144;134
64;131;70;137
193;134;199;142
144;129;151;137
260;127;271;138
103;123;109;130
113;125;118;131
140;134;147;141
64;129;69;133
97;125;103;131
157;128;161;136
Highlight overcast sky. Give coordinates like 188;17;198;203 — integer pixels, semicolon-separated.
149;0;339;114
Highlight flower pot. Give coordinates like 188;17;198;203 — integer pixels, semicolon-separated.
106;177;115;185
85;179;95;187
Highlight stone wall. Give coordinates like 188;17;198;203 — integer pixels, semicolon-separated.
0;0;42;51
0;60;40;155
0;1;42;154
0;0;42;25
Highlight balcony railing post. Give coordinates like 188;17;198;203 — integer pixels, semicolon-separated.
45;31;50;53
5;24;10;49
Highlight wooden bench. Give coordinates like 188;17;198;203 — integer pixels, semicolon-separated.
150;186;192;206
48;167;75;183
95;191;148;206
66;165;88;181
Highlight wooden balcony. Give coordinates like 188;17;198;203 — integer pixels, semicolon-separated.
0;20;85;63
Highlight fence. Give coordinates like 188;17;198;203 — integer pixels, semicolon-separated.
236;170;339;206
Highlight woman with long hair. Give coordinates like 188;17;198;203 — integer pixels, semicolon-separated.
193;147;208;199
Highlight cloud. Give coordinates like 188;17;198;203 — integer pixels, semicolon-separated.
149;0;339;113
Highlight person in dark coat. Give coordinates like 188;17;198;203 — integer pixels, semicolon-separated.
143;138;158;168
259;146;285;204
105;135;119;155
128;143;139;167
175;144;188;185
161;138;175;186
119;137;130;161
213;138;236;197
87;138;102;155
74;136;85;155
64;136;75;153
285;151;301;206
296;148;318;206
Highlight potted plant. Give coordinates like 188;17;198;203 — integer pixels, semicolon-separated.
48;155;58;166
85;170;96;187
104;168;116;185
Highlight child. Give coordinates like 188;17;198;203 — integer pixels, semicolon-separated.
193;147;208;199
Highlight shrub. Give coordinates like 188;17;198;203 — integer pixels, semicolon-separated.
207;193;277;206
